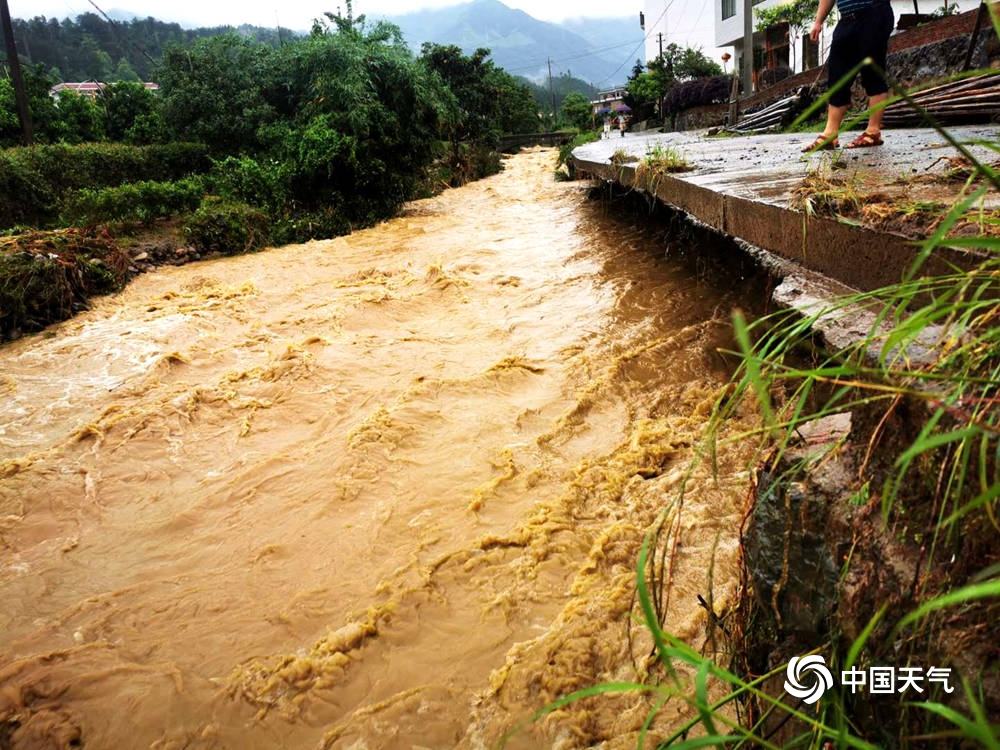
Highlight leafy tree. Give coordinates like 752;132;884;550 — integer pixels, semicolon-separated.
673;45;724;80
52;91;104;143
79;36;113;80
271;10;449;219
176;3;452;233
754;0;821;34
656;43;724;81
560;91;593;131
0;64;63;145
97;81;156;141
157;33;275;153
629;59;645;83
0;80;21;144
125;111;169;144
489;69;539;134
627;44;724;119
627;57;674;118
420;43;536;143
112;59;141;82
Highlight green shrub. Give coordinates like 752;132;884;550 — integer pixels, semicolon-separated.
183;198;269;255
0;142;210;229
62;178;204;227
555;130;600;179
207;156;290;213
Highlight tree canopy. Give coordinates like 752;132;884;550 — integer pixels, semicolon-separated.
0;3;547;243
626;44;724;119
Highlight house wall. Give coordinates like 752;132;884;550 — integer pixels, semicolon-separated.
678;4;998;129
716;0;944;80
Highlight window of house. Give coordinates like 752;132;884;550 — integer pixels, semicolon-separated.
722;0;735;20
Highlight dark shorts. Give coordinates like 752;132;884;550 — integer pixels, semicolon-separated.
827;1;894;107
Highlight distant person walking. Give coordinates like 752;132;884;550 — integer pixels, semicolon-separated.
603;117;611;139
618;114;627;137
802;0;894;152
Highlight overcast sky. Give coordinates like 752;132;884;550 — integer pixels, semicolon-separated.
17;0;640;27
15;0;720;63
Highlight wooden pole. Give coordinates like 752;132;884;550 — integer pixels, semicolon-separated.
1;0;32;145
742;0;754;96
962;1;988;72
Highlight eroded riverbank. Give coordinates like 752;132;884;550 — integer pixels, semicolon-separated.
1;149;762;748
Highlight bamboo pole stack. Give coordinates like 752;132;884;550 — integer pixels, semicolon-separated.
732;90;807;133
882;71;1000;127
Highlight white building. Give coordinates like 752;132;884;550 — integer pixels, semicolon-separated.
714;0;942;86
641;0;729;66
590;87;630;117
50;82;159;100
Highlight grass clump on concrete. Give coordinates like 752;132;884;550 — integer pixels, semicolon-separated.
640;142;692;173
792;160;1000;240
609;147;639;166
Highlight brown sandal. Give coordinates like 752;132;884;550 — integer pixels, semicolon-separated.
801;135;840;152
846;131;883;148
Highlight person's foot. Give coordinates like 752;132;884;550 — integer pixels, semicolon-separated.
802;134;840;152
846;131;883;148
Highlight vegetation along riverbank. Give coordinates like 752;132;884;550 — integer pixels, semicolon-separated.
1;4;554;341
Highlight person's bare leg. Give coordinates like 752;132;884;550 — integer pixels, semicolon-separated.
865;92;888;135
821;103;849;140
803;102;849;151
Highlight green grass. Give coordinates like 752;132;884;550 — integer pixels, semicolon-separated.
555;130;600;180
640;142;692;174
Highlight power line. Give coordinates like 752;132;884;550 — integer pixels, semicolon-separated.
596;0;676;87
669;1;710;41
502;38;650;75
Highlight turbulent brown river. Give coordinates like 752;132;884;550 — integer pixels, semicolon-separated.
1;149;760;749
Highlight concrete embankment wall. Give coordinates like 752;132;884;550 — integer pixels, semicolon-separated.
571;130;987;295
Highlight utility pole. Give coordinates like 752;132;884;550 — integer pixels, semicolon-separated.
741;0;753;97
547;57;556;130
0;0;32;145
657;32;664;59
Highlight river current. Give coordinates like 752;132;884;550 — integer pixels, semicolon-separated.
0;149;759;748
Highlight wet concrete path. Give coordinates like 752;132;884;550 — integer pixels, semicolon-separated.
573;126;999;293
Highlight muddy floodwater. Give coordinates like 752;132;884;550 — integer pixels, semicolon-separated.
1;149;759;748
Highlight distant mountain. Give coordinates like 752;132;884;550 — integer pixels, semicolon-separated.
381;0;643;87
13;1;644;90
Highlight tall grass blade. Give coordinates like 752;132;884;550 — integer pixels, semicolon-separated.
897;579;1000;631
